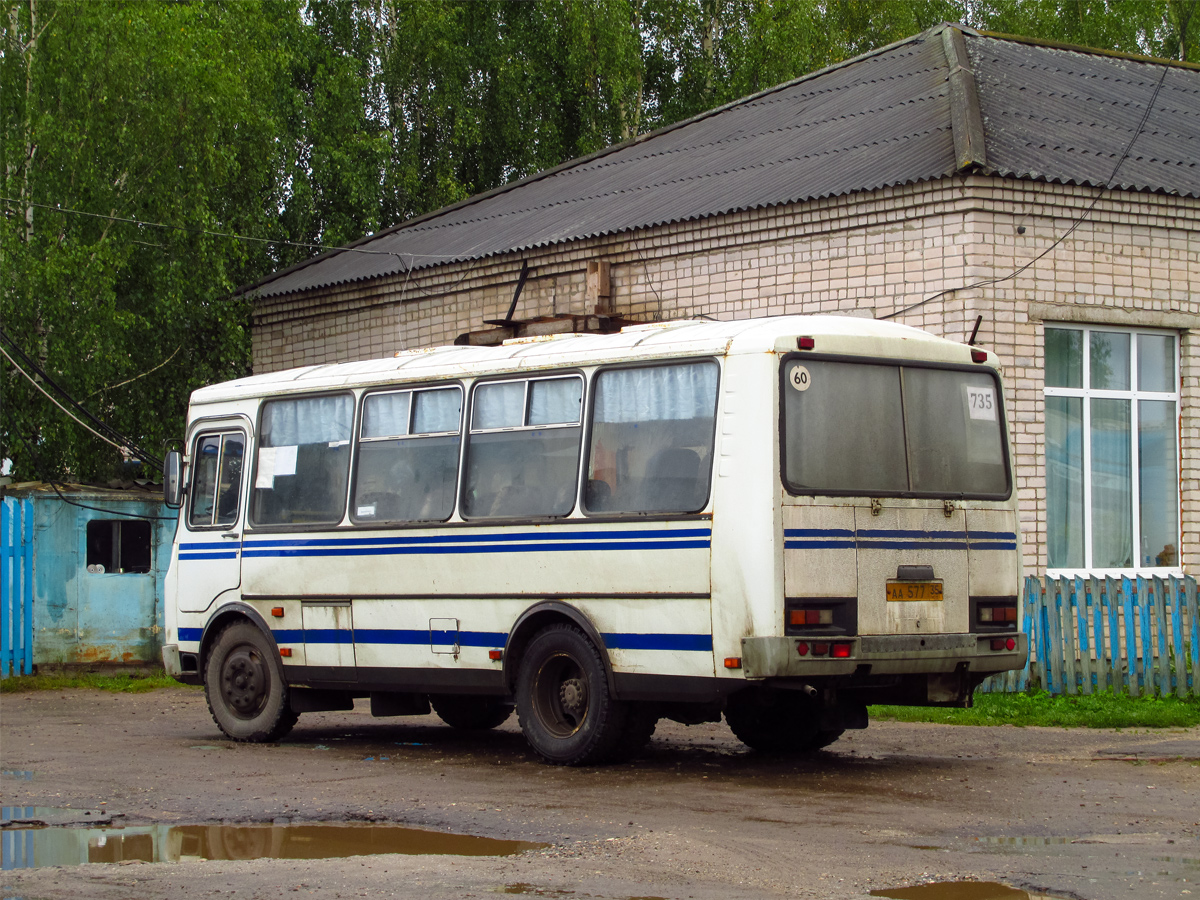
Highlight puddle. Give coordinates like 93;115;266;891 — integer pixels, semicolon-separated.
871;883;1068;900
1;822;545;869
972;836;1072;847
0;771;34;781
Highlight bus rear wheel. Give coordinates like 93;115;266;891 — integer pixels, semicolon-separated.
516;623;628;766
204;621;298;742
430;695;514;730
725;690;836;753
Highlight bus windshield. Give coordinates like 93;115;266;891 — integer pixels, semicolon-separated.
781;358;1009;498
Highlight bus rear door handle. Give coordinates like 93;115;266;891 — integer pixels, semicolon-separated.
221;532;241;540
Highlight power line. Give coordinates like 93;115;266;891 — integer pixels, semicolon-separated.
881;64;1170;323
0;325;162;468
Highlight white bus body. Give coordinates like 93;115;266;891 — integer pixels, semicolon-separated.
162;316;1026;764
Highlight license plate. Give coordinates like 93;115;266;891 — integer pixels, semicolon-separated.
886;582;944;602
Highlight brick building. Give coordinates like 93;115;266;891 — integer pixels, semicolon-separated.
242;24;1199;579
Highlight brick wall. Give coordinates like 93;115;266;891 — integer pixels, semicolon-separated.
250;174;1200;576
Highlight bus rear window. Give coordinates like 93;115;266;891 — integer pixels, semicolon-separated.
782;359;1008;498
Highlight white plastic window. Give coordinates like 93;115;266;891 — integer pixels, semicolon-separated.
1044;325;1180;575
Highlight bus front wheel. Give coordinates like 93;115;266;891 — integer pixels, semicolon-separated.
516;623;627;766
204;621;298;742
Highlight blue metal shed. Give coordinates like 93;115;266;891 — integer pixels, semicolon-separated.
1;483;177;674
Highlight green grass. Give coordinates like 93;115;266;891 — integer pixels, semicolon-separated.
0;669;194;694
870;690;1200;729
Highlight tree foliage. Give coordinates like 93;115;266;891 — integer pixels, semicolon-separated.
2;0;1194;482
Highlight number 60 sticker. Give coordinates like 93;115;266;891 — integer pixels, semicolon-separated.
789;365;812;391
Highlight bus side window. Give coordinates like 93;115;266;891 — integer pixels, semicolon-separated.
463;376;582;519
353;386;462;524
251;394;354;526
585;361;719;515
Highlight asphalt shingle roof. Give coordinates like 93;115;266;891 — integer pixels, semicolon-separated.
246;24;1200;300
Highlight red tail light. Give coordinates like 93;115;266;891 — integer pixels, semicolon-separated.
796;641;809;657
831;642;852;659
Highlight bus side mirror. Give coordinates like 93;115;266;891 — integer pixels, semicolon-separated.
163;450;183;509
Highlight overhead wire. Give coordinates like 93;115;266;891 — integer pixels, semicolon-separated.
0;324;163;468
881;63;1171;322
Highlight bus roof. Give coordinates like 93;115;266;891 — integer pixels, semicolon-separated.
191;315;987;405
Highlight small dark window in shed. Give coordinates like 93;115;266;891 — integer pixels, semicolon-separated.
86;520;152;574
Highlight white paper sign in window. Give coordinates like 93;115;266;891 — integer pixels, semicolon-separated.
966;386;997;421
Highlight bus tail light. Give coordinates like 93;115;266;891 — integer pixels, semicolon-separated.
971;349;987;363
830;642;852;659
724;657;742;669
798;336;816;350
789;609;833;627
796;641;809;656
811;642;829;657
989;637;1017;651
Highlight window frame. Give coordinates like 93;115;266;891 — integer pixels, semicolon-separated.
580;357;722;518
349;382;464;526
247;390;357;531
778;353;1013;501
186;429;247;531
461;371;586;521
1043;323;1182;577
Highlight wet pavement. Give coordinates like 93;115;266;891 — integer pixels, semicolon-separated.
0;688;1196;899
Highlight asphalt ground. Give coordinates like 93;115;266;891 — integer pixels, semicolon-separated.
1;688;1197;900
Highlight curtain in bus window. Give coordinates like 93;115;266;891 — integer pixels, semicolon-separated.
252;394;353;526
361;392;411;439
529;378;582;425
591;362;717;422
473;382;524;429
782;360;906;493
413;388;461;434
903;368;1007;495
586;362;718;514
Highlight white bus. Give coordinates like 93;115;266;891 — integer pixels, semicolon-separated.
161;316;1026;765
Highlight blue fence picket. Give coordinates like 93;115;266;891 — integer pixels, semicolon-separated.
1;497;35;678
979;573;1196;698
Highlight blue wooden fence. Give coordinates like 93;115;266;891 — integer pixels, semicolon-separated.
980;574;1199;697
1;496;35;678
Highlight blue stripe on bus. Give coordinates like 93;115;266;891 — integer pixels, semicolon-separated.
178;625;710;653
601;632;713;652
784;527;1015;552
241;528;710;548
242;539;710;559
178;551;239;560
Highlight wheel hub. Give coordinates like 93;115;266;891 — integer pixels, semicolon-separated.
221;646;268;718
559;677;587;716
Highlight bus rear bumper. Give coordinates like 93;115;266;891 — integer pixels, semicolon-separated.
740;633;1028;679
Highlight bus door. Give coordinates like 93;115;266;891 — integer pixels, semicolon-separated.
179;427;246;613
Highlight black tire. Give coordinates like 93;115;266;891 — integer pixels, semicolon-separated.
806;728;845;751
430;694;514;730
725;690;825;753
611;702;659;762
204;621;298;742
515;623;628;766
